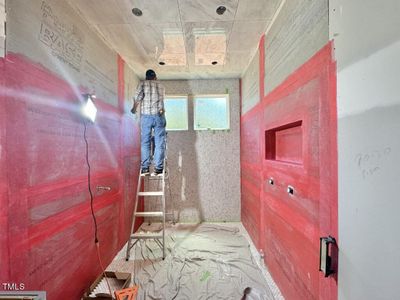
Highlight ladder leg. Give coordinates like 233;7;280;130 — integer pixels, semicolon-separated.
165;165;175;224
162;167;166;259
126;174;142;261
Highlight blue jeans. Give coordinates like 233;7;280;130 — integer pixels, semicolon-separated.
140;114;166;170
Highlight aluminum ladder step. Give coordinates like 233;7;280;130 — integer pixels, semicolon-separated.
138;191;163;196
131;232;163;239
141;174;164;178
135;212;164;217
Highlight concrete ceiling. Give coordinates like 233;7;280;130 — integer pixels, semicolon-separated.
68;0;281;80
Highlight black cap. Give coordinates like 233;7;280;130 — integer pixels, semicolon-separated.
145;69;156;80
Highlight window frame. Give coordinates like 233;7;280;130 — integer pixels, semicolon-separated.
193;94;230;131
164;94;189;131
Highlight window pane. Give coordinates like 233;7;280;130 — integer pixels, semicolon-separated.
194;95;229;130
164;97;188;130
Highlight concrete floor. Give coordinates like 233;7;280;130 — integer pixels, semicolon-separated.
105;222;284;299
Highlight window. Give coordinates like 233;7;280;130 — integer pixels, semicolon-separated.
194;95;229;130
164;96;188;131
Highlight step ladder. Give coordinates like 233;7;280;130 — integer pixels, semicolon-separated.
125;167;167;260
126;136;172;261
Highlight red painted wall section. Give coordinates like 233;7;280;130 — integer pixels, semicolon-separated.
240;42;337;300
318;47;338;300
0;53;140;299
0;58;10;283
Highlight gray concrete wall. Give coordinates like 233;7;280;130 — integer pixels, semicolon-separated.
241;49;260;114
154;79;241;222
264;0;328;94
330;1;400;299
6;0;118;106
124;61;140;113
0;0;5;57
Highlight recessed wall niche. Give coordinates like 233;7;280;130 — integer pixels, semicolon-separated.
265;120;303;165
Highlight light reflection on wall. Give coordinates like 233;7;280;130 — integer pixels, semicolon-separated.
194;29;226;66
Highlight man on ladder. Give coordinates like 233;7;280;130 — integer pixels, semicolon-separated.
131;69;166;175
127;69;168;261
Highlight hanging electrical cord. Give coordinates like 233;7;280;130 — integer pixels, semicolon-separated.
83;120;112;296
83;120;98;243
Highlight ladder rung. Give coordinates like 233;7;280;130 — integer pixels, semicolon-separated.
147;175;164;180
131;232;163;239
135;212;164;217
138;191;163;196
140;173;164;177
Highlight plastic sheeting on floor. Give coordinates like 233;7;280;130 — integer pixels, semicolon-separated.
108;224;275;300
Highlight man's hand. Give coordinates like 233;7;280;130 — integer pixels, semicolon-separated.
131;102;139;114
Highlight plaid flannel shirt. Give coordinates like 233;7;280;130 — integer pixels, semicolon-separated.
134;80;165;115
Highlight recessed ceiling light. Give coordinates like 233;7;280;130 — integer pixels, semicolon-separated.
216;6;226;15
159;61;166;65
132;8;143;16
211;61;218;65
